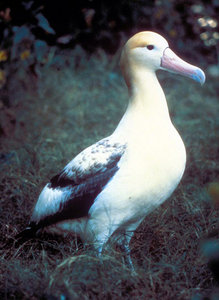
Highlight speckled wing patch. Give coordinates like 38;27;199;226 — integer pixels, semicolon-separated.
50;137;126;188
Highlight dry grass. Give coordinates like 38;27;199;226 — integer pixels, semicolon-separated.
0;46;219;299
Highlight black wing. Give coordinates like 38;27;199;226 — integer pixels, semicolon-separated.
15;138;126;243
33;165;119;230
28;138;126;232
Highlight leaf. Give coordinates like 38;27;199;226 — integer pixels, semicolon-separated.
12;26;32;45
35;13;56;35
11;26;34;59
34;40;48;62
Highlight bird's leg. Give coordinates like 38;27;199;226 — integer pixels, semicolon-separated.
117;232;136;273
95;236;136;272
91;238;106;265
122;242;135;272
96;244;103;260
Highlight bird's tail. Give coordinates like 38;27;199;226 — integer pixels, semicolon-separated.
2;223;38;249
15;225;38;242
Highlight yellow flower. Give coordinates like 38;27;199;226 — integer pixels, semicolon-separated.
0;50;8;62
169;30;177;38
0;69;6;88
20;50;30;60
0;69;5;81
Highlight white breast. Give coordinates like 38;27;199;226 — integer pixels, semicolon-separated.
88;118;186;233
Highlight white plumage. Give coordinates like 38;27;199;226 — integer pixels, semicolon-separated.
17;31;205;268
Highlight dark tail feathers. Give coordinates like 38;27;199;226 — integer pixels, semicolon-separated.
2;224;38;249
15;225;38;243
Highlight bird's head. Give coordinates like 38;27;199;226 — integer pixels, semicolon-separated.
120;31;205;87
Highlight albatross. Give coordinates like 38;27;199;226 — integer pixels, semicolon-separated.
16;31;205;268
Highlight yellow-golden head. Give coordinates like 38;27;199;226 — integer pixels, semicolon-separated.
120;31;205;88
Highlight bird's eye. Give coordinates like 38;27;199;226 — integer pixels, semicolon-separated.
146;45;154;50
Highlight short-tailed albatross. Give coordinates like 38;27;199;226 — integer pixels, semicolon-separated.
16;31;205;268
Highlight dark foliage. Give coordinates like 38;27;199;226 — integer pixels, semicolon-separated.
0;0;218;59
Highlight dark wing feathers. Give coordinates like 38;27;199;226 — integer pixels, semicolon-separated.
49;139;126;189
15;139;126;242
34;166;119;229
49;152;122;189
49;171;76;188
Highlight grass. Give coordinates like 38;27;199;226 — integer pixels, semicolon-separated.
0;45;219;299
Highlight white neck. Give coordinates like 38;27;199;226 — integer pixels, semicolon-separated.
114;67;171;136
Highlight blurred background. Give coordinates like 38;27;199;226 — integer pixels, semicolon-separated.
0;1;219;300
1;0;219;56
0;0;219;72
0;0;219;110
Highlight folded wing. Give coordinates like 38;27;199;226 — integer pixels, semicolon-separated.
30;137;126;231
